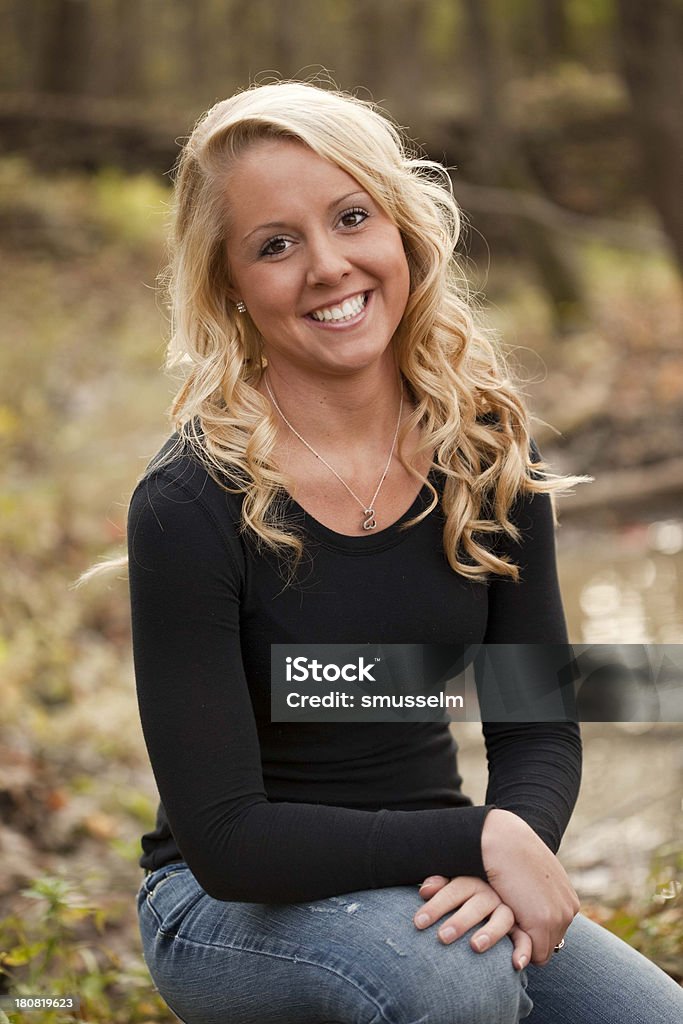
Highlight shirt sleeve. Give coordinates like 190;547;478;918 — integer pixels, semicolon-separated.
479;475;582;853
128;464;493;903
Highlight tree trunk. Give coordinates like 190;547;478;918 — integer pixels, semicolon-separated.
39;0;91;95
220;0;253;89
461;0;584;332
268;0;300;78
354;0;391;102
185;0;211;100
113;0;143;99
616;0;683;275
7;0;38;89
385;0;429;123
461;0;509;180
539;0;570;62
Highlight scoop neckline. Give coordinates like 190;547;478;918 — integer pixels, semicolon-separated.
283;469;440;553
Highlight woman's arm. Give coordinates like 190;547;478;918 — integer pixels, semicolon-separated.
474;477;582;961
417;477;582;962
480;478;582;847
128;458;493;904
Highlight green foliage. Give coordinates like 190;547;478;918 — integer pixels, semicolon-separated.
0;156;169;722
91;168;170;248
423;0;461;63
0;876;173;1022
0;153;175;1023
584;843;683;982
569;0;615;33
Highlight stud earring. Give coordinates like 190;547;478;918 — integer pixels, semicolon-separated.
235;301;246;313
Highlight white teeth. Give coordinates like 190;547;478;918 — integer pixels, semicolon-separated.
310;292;367;322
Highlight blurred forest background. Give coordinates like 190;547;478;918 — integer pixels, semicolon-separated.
1;1;682;1021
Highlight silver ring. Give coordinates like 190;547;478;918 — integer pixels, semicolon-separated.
553;938;565;952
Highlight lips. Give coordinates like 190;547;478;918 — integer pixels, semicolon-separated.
306;291;369;323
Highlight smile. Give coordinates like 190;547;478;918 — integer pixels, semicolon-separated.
307;292;369;323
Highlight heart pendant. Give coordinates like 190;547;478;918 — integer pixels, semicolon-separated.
362;508;377;531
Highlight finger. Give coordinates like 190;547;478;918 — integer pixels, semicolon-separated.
526;919;573;966
418;875;449;898
529;931;554;966
436;891;502;944
414;877;484;929
508;925;532;971
467;902;515;951
533;926;571;967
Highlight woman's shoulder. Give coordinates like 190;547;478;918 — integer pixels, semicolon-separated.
137;426;243;499
140;431;214;494
128;430;246;565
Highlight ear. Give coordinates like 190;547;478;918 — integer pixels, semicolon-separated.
225;281;241;304
226;286;247;314
222;243;241;305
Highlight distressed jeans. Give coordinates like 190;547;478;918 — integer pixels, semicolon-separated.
137;862;683;1024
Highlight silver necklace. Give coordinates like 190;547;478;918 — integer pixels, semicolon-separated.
264;376;404;531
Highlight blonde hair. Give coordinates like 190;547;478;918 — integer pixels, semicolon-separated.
85;80;585;586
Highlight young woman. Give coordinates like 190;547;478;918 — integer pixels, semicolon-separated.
128;81;683;1024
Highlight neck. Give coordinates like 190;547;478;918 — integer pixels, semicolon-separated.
262;361;404;449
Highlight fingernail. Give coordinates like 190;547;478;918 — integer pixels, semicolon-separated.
473;934;490;951
415;913;430;928
439;926;456;942
518;955;528;970
419;877;438;888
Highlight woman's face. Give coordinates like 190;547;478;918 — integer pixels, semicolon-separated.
223;138;411;380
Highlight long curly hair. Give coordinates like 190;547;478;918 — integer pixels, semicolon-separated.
86;80;585;586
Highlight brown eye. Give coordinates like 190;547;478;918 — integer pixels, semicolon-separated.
339;208;369;228
260;236;291;257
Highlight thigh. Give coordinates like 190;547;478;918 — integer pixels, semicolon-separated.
137;863;533;1024
525;913;683;1024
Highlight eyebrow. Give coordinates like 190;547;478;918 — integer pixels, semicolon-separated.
240;190;371;246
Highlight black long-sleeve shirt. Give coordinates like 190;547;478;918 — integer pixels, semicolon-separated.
128;438;581;903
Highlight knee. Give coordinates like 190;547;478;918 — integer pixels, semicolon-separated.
459;958;532;1024
463;936;532;1024
385;934;532;1024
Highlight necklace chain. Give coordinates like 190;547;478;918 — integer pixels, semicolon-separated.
264;376;404;531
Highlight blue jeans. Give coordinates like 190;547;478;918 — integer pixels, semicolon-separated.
137;862;683;1024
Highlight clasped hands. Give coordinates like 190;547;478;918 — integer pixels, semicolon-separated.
413;808;580;968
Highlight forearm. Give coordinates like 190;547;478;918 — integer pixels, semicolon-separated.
164;798;494;903
483;720;582;851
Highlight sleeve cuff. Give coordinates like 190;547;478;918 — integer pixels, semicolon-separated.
371;804;496;887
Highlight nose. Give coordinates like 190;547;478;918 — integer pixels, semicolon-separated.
305;232;352;288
